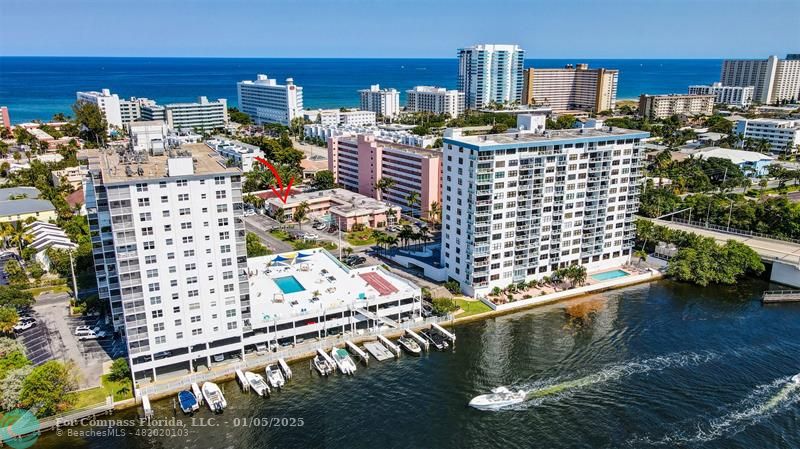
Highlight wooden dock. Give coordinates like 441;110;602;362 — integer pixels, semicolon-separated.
762;290;800;303
364;341;394;361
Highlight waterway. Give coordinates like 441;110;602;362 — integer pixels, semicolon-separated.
35;278;800;448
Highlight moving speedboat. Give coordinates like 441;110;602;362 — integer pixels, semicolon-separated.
421;329;449;351
177;390;199;414
469;387;527;411
313;354;333;376
266;364;286;389
245;371;270;397
201;382;227;413
330;347;357;375
397;337;421;356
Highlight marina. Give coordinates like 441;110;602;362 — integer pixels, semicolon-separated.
364;341;395;361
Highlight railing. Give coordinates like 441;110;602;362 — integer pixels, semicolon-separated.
1;397;114;443
669;217;800;245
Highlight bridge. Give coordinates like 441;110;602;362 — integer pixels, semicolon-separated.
643;217;800;288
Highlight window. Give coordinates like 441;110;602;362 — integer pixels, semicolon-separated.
178;193;189;201
176;332;183;339
153;323;164;331
151;310;163;318
149;296;161;305
220;245;231;253
215;190;227;199
184;250;195;257
181;222;192;230
141;227;153;236
148;282;160;292
218;218;229;227
155;336;166;344
227;322;238;330
185;264;196;271
146;269;158;278
215;176;225;185
177;180;188;187
143;241;155;250
162;210;170;217
145;255;157;264
138;198;150;207
139;212;152;222
219;231;230;240
192;328;203;336
179;208;191;216
182;236;194;244
217;204;228;213
136;183;148;192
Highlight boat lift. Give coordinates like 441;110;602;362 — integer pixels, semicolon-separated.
346;340;370;365
235;369;249;392
378;335;401;357
405;329;429;352
432;323;456;342
278;358;293;380
191;382;203;405
142;394;154;419
317;348;336;368
364;341;394;361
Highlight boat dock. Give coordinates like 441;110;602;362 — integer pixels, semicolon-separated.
364;341;394;361
278;358;292;380
762;290;800;303
142;395;154;419
235;369;249;392
406;329;429;352
432;323;456;342
346;340;370;365
378;335;401;357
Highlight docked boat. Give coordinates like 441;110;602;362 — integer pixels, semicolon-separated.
313;354;334;376
177;390;199;414
468;387;527;411
397;336;421;356
330;347;357;375
278;358;293;380
201;382;227;413
266;364;286;389
421;329;449;351
245;371;270;397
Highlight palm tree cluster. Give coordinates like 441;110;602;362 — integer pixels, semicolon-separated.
395;225;432;251
371;230;398;255
550;265;588;288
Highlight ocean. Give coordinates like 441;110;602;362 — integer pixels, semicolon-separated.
0;57;722;124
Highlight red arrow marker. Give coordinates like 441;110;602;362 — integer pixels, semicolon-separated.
254;156;294;204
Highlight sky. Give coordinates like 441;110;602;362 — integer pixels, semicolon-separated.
0;0;798;58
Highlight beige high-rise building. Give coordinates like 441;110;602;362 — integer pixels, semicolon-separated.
720;54;800;104
638;94;715;119
521;64;618;113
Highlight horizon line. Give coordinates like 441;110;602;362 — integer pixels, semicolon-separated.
0;54;771;60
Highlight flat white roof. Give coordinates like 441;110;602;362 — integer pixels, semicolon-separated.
246;248;418;328
695;147;775;164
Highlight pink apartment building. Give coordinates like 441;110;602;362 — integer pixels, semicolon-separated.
327;134;441;218
0;107;10;130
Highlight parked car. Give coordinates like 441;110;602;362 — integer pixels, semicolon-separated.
212;354;225;363
303;232;319;240
75;329;105;340
13;318;36;332
244;209;256;217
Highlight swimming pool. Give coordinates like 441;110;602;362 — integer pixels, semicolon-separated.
273;276;306;294
591;269;630;281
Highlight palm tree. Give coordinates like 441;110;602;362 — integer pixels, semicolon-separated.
397;226;414;249
6;221;31;253
428;201;441;228
342;247;353;258
567;265;587;287
405;192;420;219
293;201;310;230
273;208;287;230
385;235;398;254
374;177;396;202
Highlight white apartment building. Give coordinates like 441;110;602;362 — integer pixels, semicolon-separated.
128;121;168;154
76;89;123;129
688;82;754;108
405;86;465;117
359;85;400;119
120;97;157;124
206;136;264;172
303;109;377;127
237;75;304;126
457;44;525;109
440;117;647;296
162;97;228;131
721;55;800;104
85;143;250;382
735;118;800;154
638;94;715;119
304;123;437;148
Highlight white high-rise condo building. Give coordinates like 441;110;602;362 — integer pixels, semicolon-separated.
237;75;304;126
302;109;377;127
440;116;647;296
405;86;465;117
457;44;525;109
720;54;800;104
76;89;123;129
735;118;800;154
162;97;228;131
85;143;250;383
688;83;754;108
359;85;400;118
119;97;157;125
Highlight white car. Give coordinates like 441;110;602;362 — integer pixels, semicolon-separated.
75;329;106;341
244;209;256;217
13;319;36;332
303;233;319;240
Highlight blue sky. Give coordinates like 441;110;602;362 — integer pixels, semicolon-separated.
0;0;798;58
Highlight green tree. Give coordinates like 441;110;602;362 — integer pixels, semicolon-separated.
0;307;19;335
0;337;24;357
374;177;396;201
0;347;29;379
19;360;77;417
405;191;420;218
107;358;131;383
0;365;34;411
273;208;287;230
431;297;459;315
246;232;270;257
3;260;28;287
227;107;252;125
71;101;107;147
293;201;309;230
311;170;336;190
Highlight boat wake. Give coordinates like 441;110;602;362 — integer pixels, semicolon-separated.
629;375;800;446
506;350;719;410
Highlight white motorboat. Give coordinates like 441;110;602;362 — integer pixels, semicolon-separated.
469;387;527;411
313;354;333;376
266;364;286;389
330;347;357;375
201;382;227;413
245;371;270;397
792;374;800;384
397;337;421;356
278;358;293;380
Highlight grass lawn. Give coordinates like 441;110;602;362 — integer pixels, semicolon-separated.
69;375;133;408
269;229;291;240
26;284;71;296
344;229;376;246
454;298;492;318
270;228;337;251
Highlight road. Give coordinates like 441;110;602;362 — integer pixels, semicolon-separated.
646;218;800;265
244;214;293;252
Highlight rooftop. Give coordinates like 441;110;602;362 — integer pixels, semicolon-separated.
444;126;648;148
267;188;394;217
695;147;775;164
0;187;55;217
87;143;240;183
247;248;418;327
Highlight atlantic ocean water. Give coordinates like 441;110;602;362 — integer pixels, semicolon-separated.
0;57;722;123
